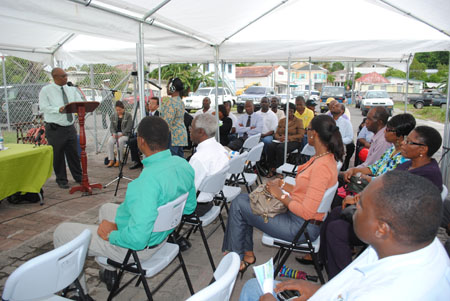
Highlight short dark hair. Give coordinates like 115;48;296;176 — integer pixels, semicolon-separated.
218;104;228;117
310;115;344;162
295;96;305;104
386;113;416;137
288;102;296;111
375;171;442;245
137;116;169;151
115;100;125;109
260;96;269;103
150;96;159;105
372;107;389;125
224;100;232;107
414;126;442;157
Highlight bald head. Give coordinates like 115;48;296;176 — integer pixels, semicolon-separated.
51;68;67;86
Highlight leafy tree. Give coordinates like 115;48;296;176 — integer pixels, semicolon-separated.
236;63;255;67
355;72;362;80
330;62;344;72
415;51;449;69
75;64;128;91
0;56;49;84
409;58;428;81
327;74;335;84
384;67;406;78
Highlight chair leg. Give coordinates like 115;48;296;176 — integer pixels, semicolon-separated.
311;251;325;284
178;250;195;295
130;251;153;300
273;247;292;279
218;212;226;233
198;224;216;271
107;250;132;301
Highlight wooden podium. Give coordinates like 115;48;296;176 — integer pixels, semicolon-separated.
62;101;102;195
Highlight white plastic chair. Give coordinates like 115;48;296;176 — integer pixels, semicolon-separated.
241;133;261;152
185;252;240;301
2;229;91;301
262;181;339;284
276;143;315;176
178;166;229;271
442;185;448;202
95;193;194;300
241;142;264;189
226;151;248;186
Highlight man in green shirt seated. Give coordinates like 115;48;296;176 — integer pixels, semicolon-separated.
53;116;197;291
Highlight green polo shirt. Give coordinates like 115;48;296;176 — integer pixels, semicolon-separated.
109;149;196;250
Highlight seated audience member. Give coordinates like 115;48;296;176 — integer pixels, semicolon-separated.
330;102;354;171
241;171;450;301
305;99;318;116
354;117;374;166
106;101;132;167
270;96;285;121
228;100;263;151
343;113;416;184
189;113;229;216
294;96;314;148
129;97;160;170
224;100;238;142
212;104;232;146
326;98;351;120
397;125;443;191
194;97;214;116
53;116;197;289
354;107;391;168
256;97;279;149
266;103;304;178
222;115;343;277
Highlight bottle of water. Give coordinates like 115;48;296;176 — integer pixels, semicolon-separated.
0;128;4;151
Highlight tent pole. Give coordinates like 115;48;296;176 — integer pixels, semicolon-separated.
137;23;146;122
440;53;450;186
351;62;355;105
284;55;291;164
158;61;161;100
2;55;11;131
143;0;172;20
309;57;312;93
89;64;98;153
404;54;412;113
214;46;220;142
221;60;226;107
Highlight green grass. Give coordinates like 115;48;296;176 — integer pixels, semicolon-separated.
2;130;18;144
393;102;448;123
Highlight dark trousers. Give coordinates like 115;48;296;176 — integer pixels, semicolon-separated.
319;207;363;279
128;137;141;163
266;141;302;169
45;123;82;185
341;142;355;171
227;136;246;151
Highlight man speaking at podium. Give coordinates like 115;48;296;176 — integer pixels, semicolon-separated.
39;67;82;189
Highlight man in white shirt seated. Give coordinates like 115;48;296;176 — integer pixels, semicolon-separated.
270;97;285;121
256;97;279;150
330;102;354;171
189;113;229;216
228;100;263;151
194;97;214;116
240;171;450;301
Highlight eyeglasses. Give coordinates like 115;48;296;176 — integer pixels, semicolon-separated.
306;128;313;131
404;139;426;146
385;127;397;133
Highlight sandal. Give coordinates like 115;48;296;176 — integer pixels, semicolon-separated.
239;255;257;279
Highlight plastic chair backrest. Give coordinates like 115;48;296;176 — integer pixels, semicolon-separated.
198;165;230;194
247;142;264;162
242;133;261;150
301;143;315;156
336;161;343;171
153;192;189;232
186;252;240;301
2;229;91;301
228;151;248;174
317;182;339;213
442;185;448;202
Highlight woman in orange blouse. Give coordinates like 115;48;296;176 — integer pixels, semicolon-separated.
266;102;305;177
222;115;344;276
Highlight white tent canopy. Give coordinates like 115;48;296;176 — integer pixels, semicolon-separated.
1;0;449;64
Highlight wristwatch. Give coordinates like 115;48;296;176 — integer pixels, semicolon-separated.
280;193;287;201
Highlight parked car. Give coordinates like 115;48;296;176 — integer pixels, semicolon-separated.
408;91;447;109
236;86;276;113
319;86;346;112
183;87;235;112
81;88;103;102
290;90;320;103
360;90;394;116
123;89;160;105
0;83;46;125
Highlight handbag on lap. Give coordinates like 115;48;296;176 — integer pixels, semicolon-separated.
249;184;287;223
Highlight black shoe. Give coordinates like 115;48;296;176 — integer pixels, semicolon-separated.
129;162;143;170
168;233;192;252
99;269;118;292
58;183;70;189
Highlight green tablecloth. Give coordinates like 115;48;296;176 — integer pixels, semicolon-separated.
0;144;53;200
